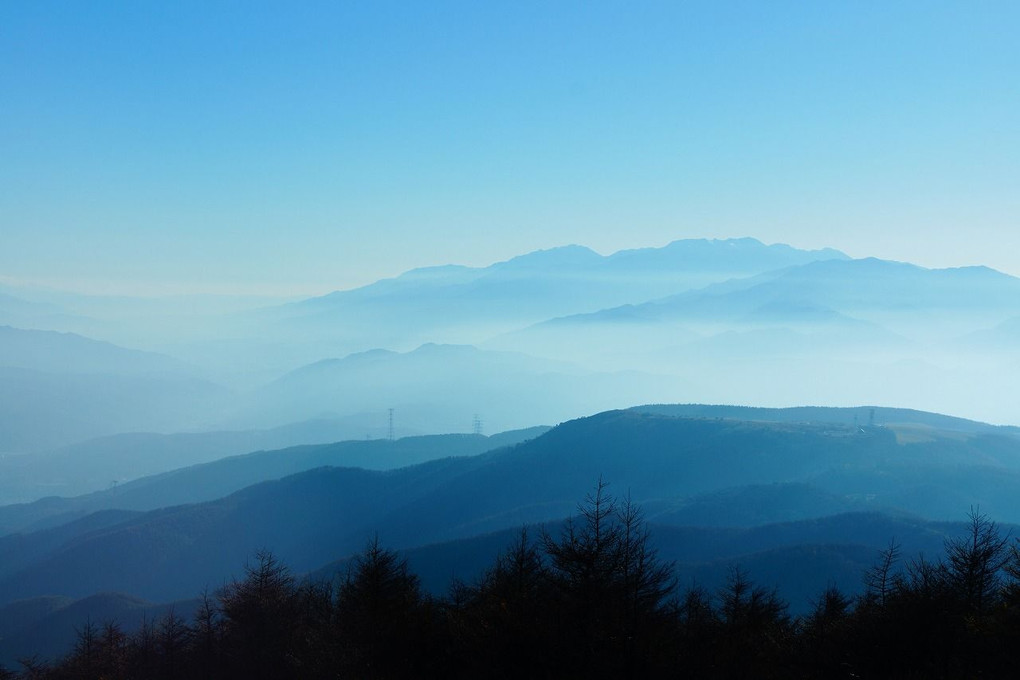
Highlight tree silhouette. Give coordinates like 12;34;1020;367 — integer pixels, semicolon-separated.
716;567;792;679
862;539;901;608
157;607;190;680
945;508;1010;616
543;478;674;678
800;585;852;678
453;527;553;678
191;589;221;680
218;550;299;680
334;537;425;679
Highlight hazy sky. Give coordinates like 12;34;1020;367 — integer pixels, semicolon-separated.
2;1;1018;296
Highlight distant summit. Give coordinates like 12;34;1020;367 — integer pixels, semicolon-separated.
605;237;848;272
490;244;604;272
299;237;849;303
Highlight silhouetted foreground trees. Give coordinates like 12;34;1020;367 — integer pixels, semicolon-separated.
11;496;1020;679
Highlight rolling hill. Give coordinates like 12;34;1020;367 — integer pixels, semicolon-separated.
0;427;549;536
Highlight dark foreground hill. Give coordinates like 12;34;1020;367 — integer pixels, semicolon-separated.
7;495;1020;679
11;508;958;666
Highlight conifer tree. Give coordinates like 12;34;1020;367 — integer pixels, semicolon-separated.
335;537;425;679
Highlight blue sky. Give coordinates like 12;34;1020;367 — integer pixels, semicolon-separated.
2;1;1018;295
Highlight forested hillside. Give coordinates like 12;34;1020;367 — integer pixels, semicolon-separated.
7;486;1020;680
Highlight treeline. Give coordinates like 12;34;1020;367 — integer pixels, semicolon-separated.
7;483;1020;679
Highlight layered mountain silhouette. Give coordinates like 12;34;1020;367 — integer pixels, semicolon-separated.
2;406;1018;614
244;238;850;361
3;238;1020;667
510;258;1020;347
487;258;1020;424
280;238;848;328
5;239;1020;455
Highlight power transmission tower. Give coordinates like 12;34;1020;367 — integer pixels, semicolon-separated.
472;414;483;436
388;408;395;441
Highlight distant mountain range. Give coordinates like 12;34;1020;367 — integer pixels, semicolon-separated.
488;257;1020;424
506;257;1020;349
3;237;1019;455
552;258;1020;330
257;238;849;351
290;238;848;318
